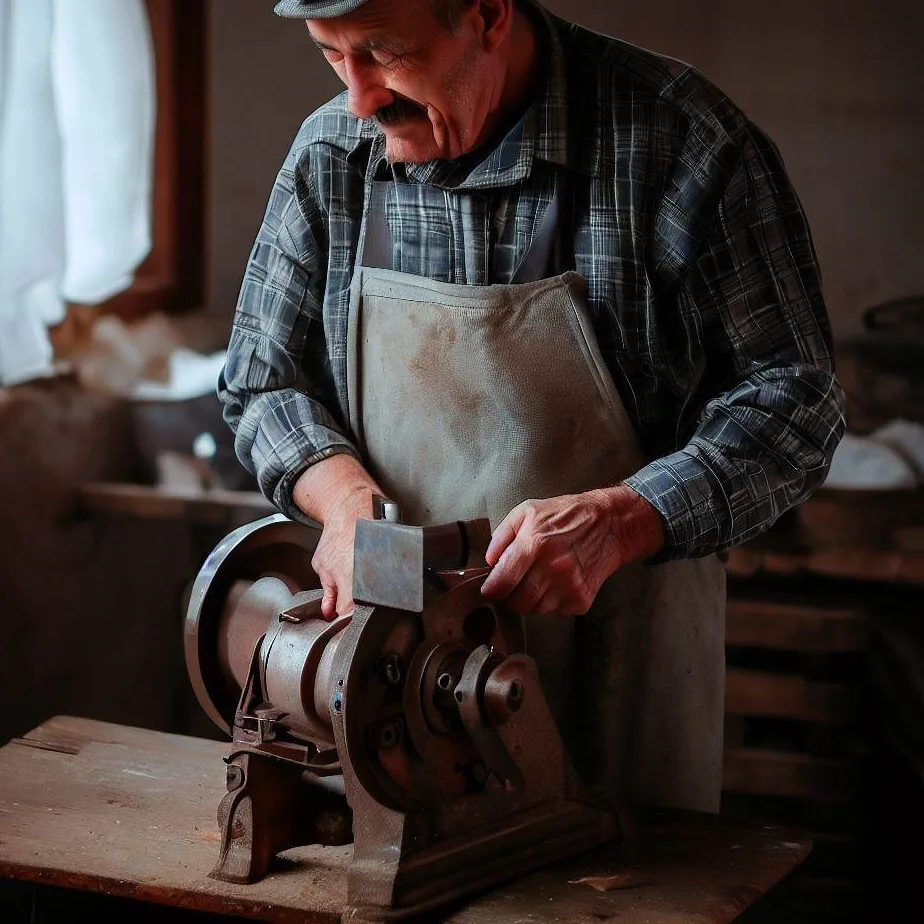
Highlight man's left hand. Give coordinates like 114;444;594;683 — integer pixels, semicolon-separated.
479;485;665;617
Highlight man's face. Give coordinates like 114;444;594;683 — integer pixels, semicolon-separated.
307;0;502;163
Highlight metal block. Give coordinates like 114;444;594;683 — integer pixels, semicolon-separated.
353;519;425;612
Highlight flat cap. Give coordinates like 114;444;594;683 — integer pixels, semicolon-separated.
273;0;371;18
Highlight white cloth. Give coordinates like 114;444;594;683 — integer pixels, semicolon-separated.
824;420;924;489
0;0;155;386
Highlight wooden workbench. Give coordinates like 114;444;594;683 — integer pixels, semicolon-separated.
0;716;810;923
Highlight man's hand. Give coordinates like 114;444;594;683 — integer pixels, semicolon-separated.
292;453;385;620
480;485;665;617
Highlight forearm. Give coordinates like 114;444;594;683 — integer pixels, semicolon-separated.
292;451;384;524
219;336;360;523
630;123;847;558
625;362;846;559
217;143;360;522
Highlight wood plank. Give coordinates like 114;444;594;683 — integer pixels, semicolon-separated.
725;669;855;724
0;716;346;924
723;748;857;802
726;544;924;587
726;599;868;653
80;481;275;527
0;716;812;924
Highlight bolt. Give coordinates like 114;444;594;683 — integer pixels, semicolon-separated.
225;764;244;792
379;654;403;686
507;679;524;710
376;721;401;750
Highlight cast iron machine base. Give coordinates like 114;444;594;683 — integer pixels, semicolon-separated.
184;510;621;922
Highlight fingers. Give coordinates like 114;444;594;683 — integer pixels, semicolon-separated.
481;495;609;618
313;536;354;622
319;578;355;621
320;586;336;621
504;565;556;616
485;518;518;566
482;504;538;603
320;582;339;621
480;536;531;601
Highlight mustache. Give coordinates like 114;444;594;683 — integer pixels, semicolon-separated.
374;97;427;126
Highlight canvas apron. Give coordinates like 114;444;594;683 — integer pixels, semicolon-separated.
344;177;726;813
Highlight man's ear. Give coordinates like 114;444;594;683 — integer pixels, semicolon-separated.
476;0;513;51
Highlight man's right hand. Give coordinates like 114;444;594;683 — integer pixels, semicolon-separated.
292;453;385;620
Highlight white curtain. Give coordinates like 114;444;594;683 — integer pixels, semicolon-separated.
0;0;155;386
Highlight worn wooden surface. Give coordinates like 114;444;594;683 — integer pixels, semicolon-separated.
80;481;275;527
727;543;924;586
0;716;810;923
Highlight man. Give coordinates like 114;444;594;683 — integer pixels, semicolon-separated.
218;0;846;814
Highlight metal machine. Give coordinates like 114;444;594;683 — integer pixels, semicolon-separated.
184;504;622;923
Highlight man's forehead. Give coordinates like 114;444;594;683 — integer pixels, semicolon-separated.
306;0;439;45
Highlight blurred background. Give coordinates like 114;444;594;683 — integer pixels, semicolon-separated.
0;2;922;922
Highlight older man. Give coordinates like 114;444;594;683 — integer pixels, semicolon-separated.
218;0;846;814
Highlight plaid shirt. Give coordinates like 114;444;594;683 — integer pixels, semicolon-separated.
219;0;846;560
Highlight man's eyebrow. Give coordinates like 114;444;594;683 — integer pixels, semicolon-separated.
309;33;405;54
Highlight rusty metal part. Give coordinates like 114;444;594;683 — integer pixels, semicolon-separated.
213;749;352;884
185;514;322;732
185;513;621;923
352;516;492;612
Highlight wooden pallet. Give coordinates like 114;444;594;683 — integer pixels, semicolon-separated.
721;594;870;921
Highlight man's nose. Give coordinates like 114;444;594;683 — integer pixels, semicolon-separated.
344;56;392;120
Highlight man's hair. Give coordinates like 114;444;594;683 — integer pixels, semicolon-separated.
430;0;469;32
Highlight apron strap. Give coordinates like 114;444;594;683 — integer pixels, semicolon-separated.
510;193;558;284
358;168;572;284
359;179;394;271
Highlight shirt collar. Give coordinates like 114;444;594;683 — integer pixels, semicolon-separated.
366;0;578;191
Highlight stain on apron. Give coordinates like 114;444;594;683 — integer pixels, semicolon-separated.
344;174;726;813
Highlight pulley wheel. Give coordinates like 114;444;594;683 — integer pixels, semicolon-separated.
184;514;322;732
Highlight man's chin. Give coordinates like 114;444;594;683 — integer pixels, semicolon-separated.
383;131;439;165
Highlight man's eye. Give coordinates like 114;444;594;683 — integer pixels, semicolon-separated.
322;48;344;64
371;49;406;69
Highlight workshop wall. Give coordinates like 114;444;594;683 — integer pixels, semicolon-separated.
205;0;924;348
0;380;204;746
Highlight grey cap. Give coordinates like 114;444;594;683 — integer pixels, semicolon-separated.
273;0;371;18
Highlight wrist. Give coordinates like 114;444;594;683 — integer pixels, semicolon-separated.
292;453;383;524
593;483;666;566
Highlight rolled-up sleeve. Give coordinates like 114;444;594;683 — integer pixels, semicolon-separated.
624;128;847;558
218;145;359;522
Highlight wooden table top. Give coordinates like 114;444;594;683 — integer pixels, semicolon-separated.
0;715;810;924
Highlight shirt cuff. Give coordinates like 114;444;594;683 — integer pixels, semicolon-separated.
622;451;727;561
